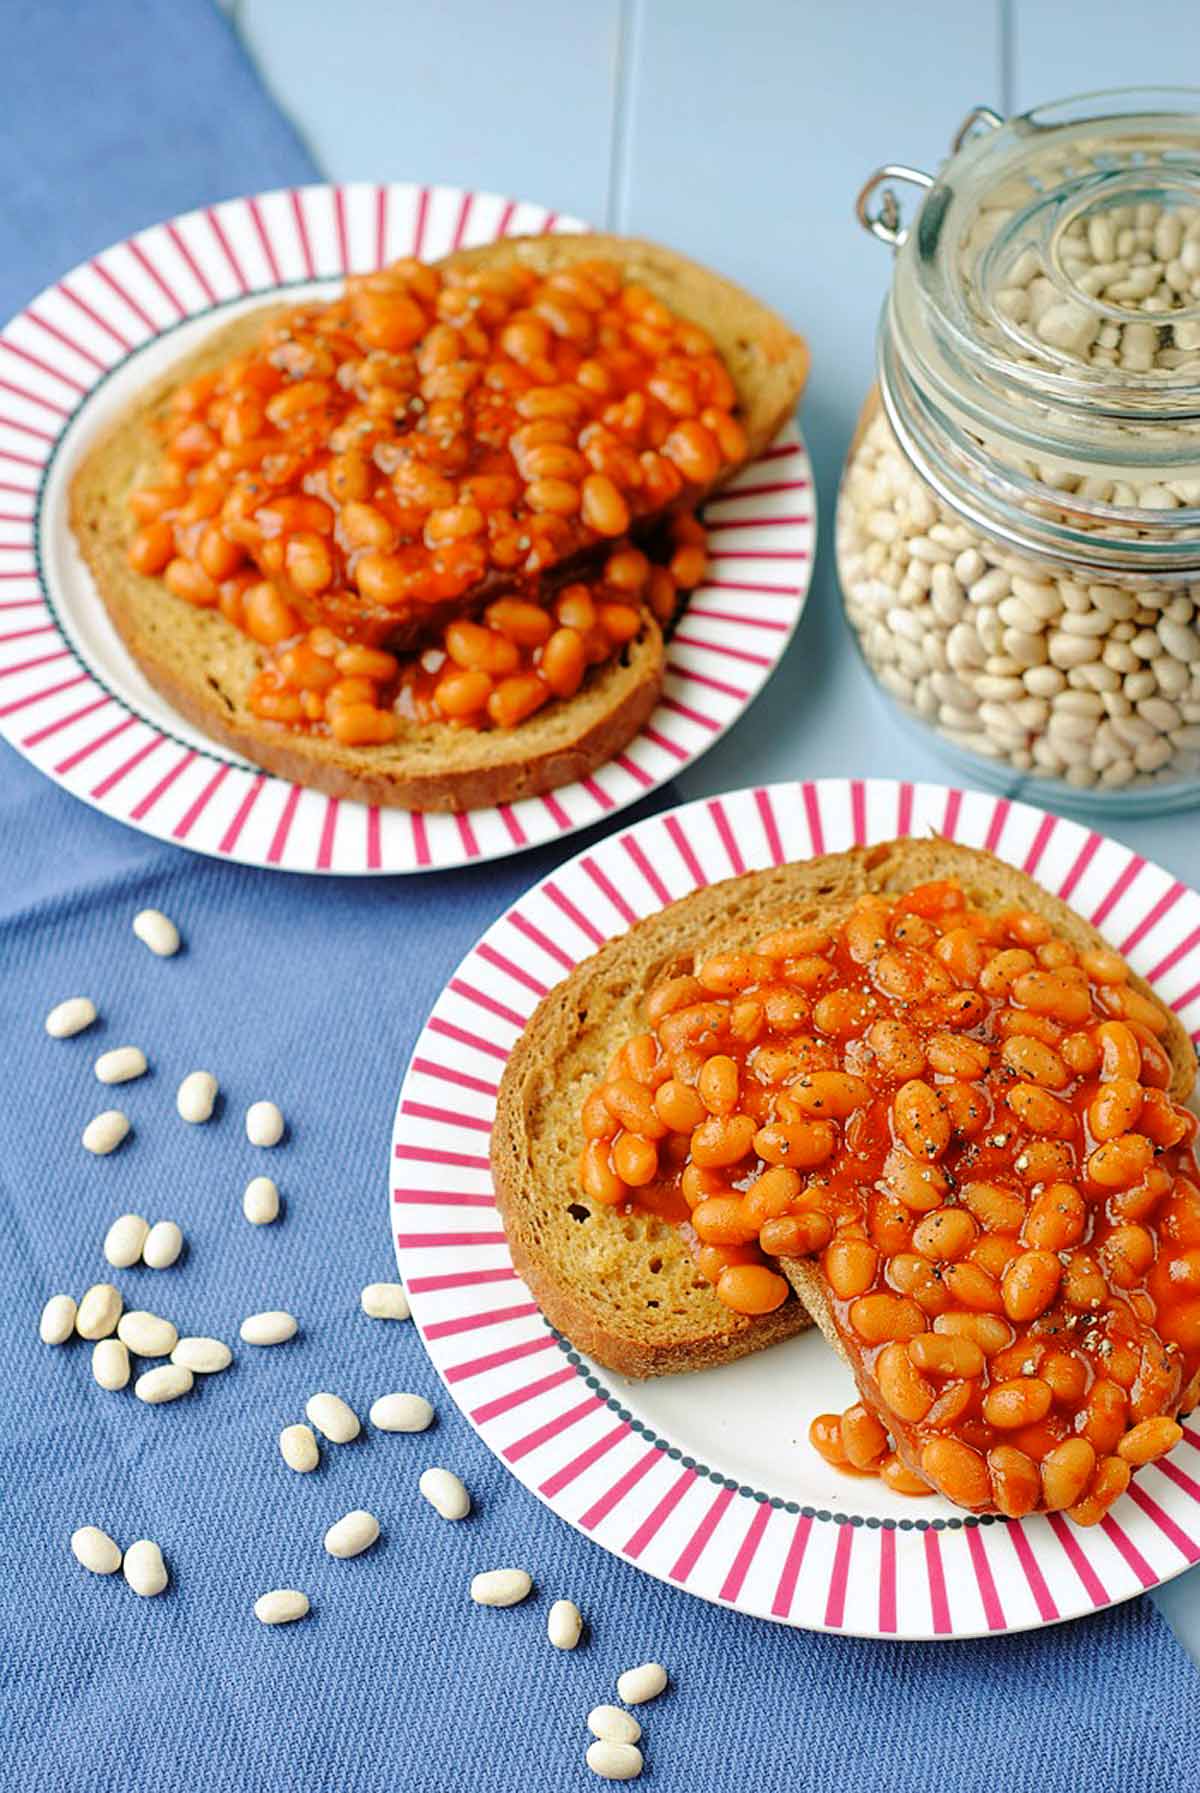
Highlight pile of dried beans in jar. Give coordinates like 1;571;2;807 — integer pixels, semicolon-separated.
579;876;1200;1523
122;255;744;742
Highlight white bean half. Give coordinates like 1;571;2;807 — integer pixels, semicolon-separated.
360;1282;409;1321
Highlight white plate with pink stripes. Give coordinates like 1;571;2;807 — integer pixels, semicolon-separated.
0;181;814;873
390;776;1200;1639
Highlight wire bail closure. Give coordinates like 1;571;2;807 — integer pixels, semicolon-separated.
855;105;1004;248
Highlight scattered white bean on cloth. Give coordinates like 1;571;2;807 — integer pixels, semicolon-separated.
254;1589;310;1625
71;1526;122;1575
242;1176;280;1225
92;1339;130;1391
134;1364;193;1405
83;1111;130;1156
588;1708;642;1746
324;1509;380;1559
586;1741;644;1782
419;1466;471;1520
94;1046;147;1086
132;909;180;956
76;1283;122;1341
547;1598;583;1649
103;1213;149;1268
239;1311;297;1346
305;1393;361;1444
469;1568;532;1607
142;1219;183;1269
171;1337;232;1374
118;1311;178;1358
45;997;96;1038
279;1424;319;1473
369;1392;433;1433
176;1071;218;1124
616;1663;668;1706
123;1539;168;1597
245;1101;284;1147
360;1281;409;1321
39;1294;76;1345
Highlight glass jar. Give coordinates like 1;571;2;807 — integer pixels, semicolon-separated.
837;88;1200;813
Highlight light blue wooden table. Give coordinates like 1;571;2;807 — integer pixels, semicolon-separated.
228;0;1200;1655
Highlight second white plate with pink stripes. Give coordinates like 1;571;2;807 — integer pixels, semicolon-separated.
0;180;813;872
390;776;1200;1639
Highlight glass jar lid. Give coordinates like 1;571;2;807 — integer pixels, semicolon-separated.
859;88;1200;575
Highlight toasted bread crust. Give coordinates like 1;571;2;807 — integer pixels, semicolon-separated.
491;836;1196;1381
67;234;808;811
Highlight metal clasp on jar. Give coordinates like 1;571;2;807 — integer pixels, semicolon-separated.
856;104;1004;247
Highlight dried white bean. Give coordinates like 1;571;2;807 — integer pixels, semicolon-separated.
469;1568;532;1607
240;1310;297;1346
419;1466;471;1521
171;1337;231;1374
123;1539;168;1598
360;1282;410;1321
118;1311;178;1358
39;1294;76;1344
76;1283;122;1340
242;1176;280;1225
94;1046;147;1086
255;1589;310;1625
142;1220;183;1269
370;1392;433;1433
71;1526;121;1575
616;1663;668;1706
586;1742;644;1782
103;1213;149;1268
324;1509;379;1559
280;1423;319;1473
92;1339;130;1391
134;1364;193;1405
245;1101;284;1148
45;997;96;1039
588;1708;642;1746
547;1598;583;1649
305;1392;360;1445
83;1111;129;1155
133;909;180;957
177;1071;218;1124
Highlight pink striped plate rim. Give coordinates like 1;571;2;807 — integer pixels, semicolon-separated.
0;181;815;874
389;776;1200;1639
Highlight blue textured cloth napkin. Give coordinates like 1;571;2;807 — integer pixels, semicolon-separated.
1;5;1197;1791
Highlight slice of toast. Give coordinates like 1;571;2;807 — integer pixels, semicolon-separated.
490;837;1196;1381
67;235;808;811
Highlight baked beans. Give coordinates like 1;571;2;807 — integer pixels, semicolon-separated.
580;875;1199;1522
